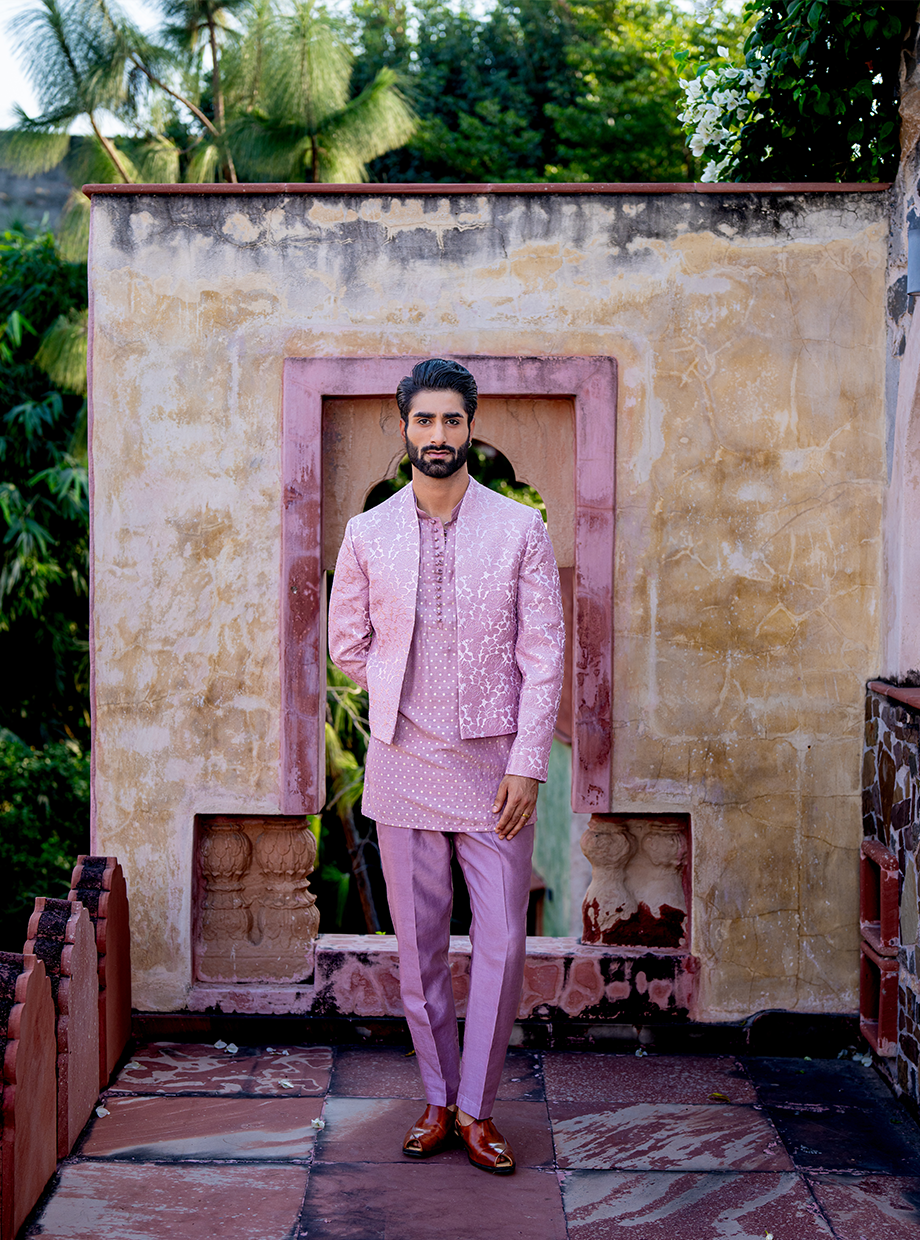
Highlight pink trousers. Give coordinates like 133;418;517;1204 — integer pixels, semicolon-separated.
377;823;534;1120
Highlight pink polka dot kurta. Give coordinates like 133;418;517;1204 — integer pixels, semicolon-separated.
362;496;530;833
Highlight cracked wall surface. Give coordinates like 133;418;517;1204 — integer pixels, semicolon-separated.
87;188;887;1016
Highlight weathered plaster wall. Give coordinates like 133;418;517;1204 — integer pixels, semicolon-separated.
88;187;887;1015
883;18;920;678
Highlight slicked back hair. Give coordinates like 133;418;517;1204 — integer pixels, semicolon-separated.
396;358;478;425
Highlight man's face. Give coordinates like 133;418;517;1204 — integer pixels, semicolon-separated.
403;389;474;479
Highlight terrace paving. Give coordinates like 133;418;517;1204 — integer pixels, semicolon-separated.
21;1042;920;1239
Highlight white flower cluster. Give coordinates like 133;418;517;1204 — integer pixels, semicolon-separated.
678;48;768;182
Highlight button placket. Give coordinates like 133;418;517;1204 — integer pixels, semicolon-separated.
435;521;446;626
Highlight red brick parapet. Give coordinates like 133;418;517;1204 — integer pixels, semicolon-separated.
69;857;132;1086
0;951;57;1240
0;859;133;1237
24;899;100;1159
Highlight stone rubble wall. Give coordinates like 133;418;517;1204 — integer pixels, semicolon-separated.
862;687;920;1108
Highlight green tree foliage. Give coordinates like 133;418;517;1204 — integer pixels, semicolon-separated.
350;0;750;183
160;0;252;181
737;0;913;181
681;0;915;182
544;0;749;182
0;0;417;197
315;659;392;932
0;731;90;950
0;227;89;749
226;1;416;182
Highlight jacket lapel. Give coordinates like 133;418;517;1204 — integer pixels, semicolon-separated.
385;481;421;634
454;476;484;605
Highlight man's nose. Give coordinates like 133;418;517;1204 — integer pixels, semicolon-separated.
429;419;448;443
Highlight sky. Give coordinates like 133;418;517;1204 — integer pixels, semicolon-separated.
0;0;162;132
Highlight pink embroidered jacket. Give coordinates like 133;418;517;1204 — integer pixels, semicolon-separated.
328;477;565;783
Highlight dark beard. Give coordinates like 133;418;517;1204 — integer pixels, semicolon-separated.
405;431;471;478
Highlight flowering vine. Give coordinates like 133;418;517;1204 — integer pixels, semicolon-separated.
679;2;911;184
678;51;767;182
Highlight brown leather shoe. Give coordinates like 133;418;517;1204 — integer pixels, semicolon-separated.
402;1104;457;1158
454;1115;516;1174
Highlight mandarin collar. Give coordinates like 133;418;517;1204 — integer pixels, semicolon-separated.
413;488;467;526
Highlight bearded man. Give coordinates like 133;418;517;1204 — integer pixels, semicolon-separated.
328;358;564;1174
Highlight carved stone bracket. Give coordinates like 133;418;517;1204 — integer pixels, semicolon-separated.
195;815;319;984
199;820;253;948
253;821;320;958
581;814;691;949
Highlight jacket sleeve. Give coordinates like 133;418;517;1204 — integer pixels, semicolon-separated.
328;522;371;690
506;511;565;782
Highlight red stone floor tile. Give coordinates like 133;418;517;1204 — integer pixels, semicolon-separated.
550;1102;792;1171
542;1052;757;1105
109;1042;332;1096
317;1097;554;1168
764;1099;920;1174
107;1042;262;1094
561;1169;834;1239
745;1057;892;1106
806;1172;920;1239
25;1162;309;1240
328;1046;425;1099
329;1045;543;1100
299;1162;566;1239
80;1095;324;1160
246;1046;333;1095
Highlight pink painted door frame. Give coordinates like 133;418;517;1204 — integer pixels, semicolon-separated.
281;355;617;815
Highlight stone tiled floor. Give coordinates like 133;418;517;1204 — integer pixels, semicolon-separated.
22;1043;920;1239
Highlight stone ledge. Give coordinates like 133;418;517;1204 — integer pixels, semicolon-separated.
869;680;920;710
186;934;698;1022
129;1010;860;1059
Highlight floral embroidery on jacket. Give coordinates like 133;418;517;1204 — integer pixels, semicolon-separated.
328;477;565;782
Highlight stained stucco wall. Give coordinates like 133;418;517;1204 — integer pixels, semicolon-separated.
88;186;888;1016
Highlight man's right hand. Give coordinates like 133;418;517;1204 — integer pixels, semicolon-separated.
491;774;538;839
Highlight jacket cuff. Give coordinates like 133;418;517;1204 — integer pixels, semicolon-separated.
505;753;549;783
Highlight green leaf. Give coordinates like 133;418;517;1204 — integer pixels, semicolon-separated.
35;310;88;396
0;129;70;177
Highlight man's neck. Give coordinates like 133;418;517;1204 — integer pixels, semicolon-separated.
411;467;471;524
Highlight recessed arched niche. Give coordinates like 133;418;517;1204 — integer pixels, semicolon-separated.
281;354;616;817
322;396;574;571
